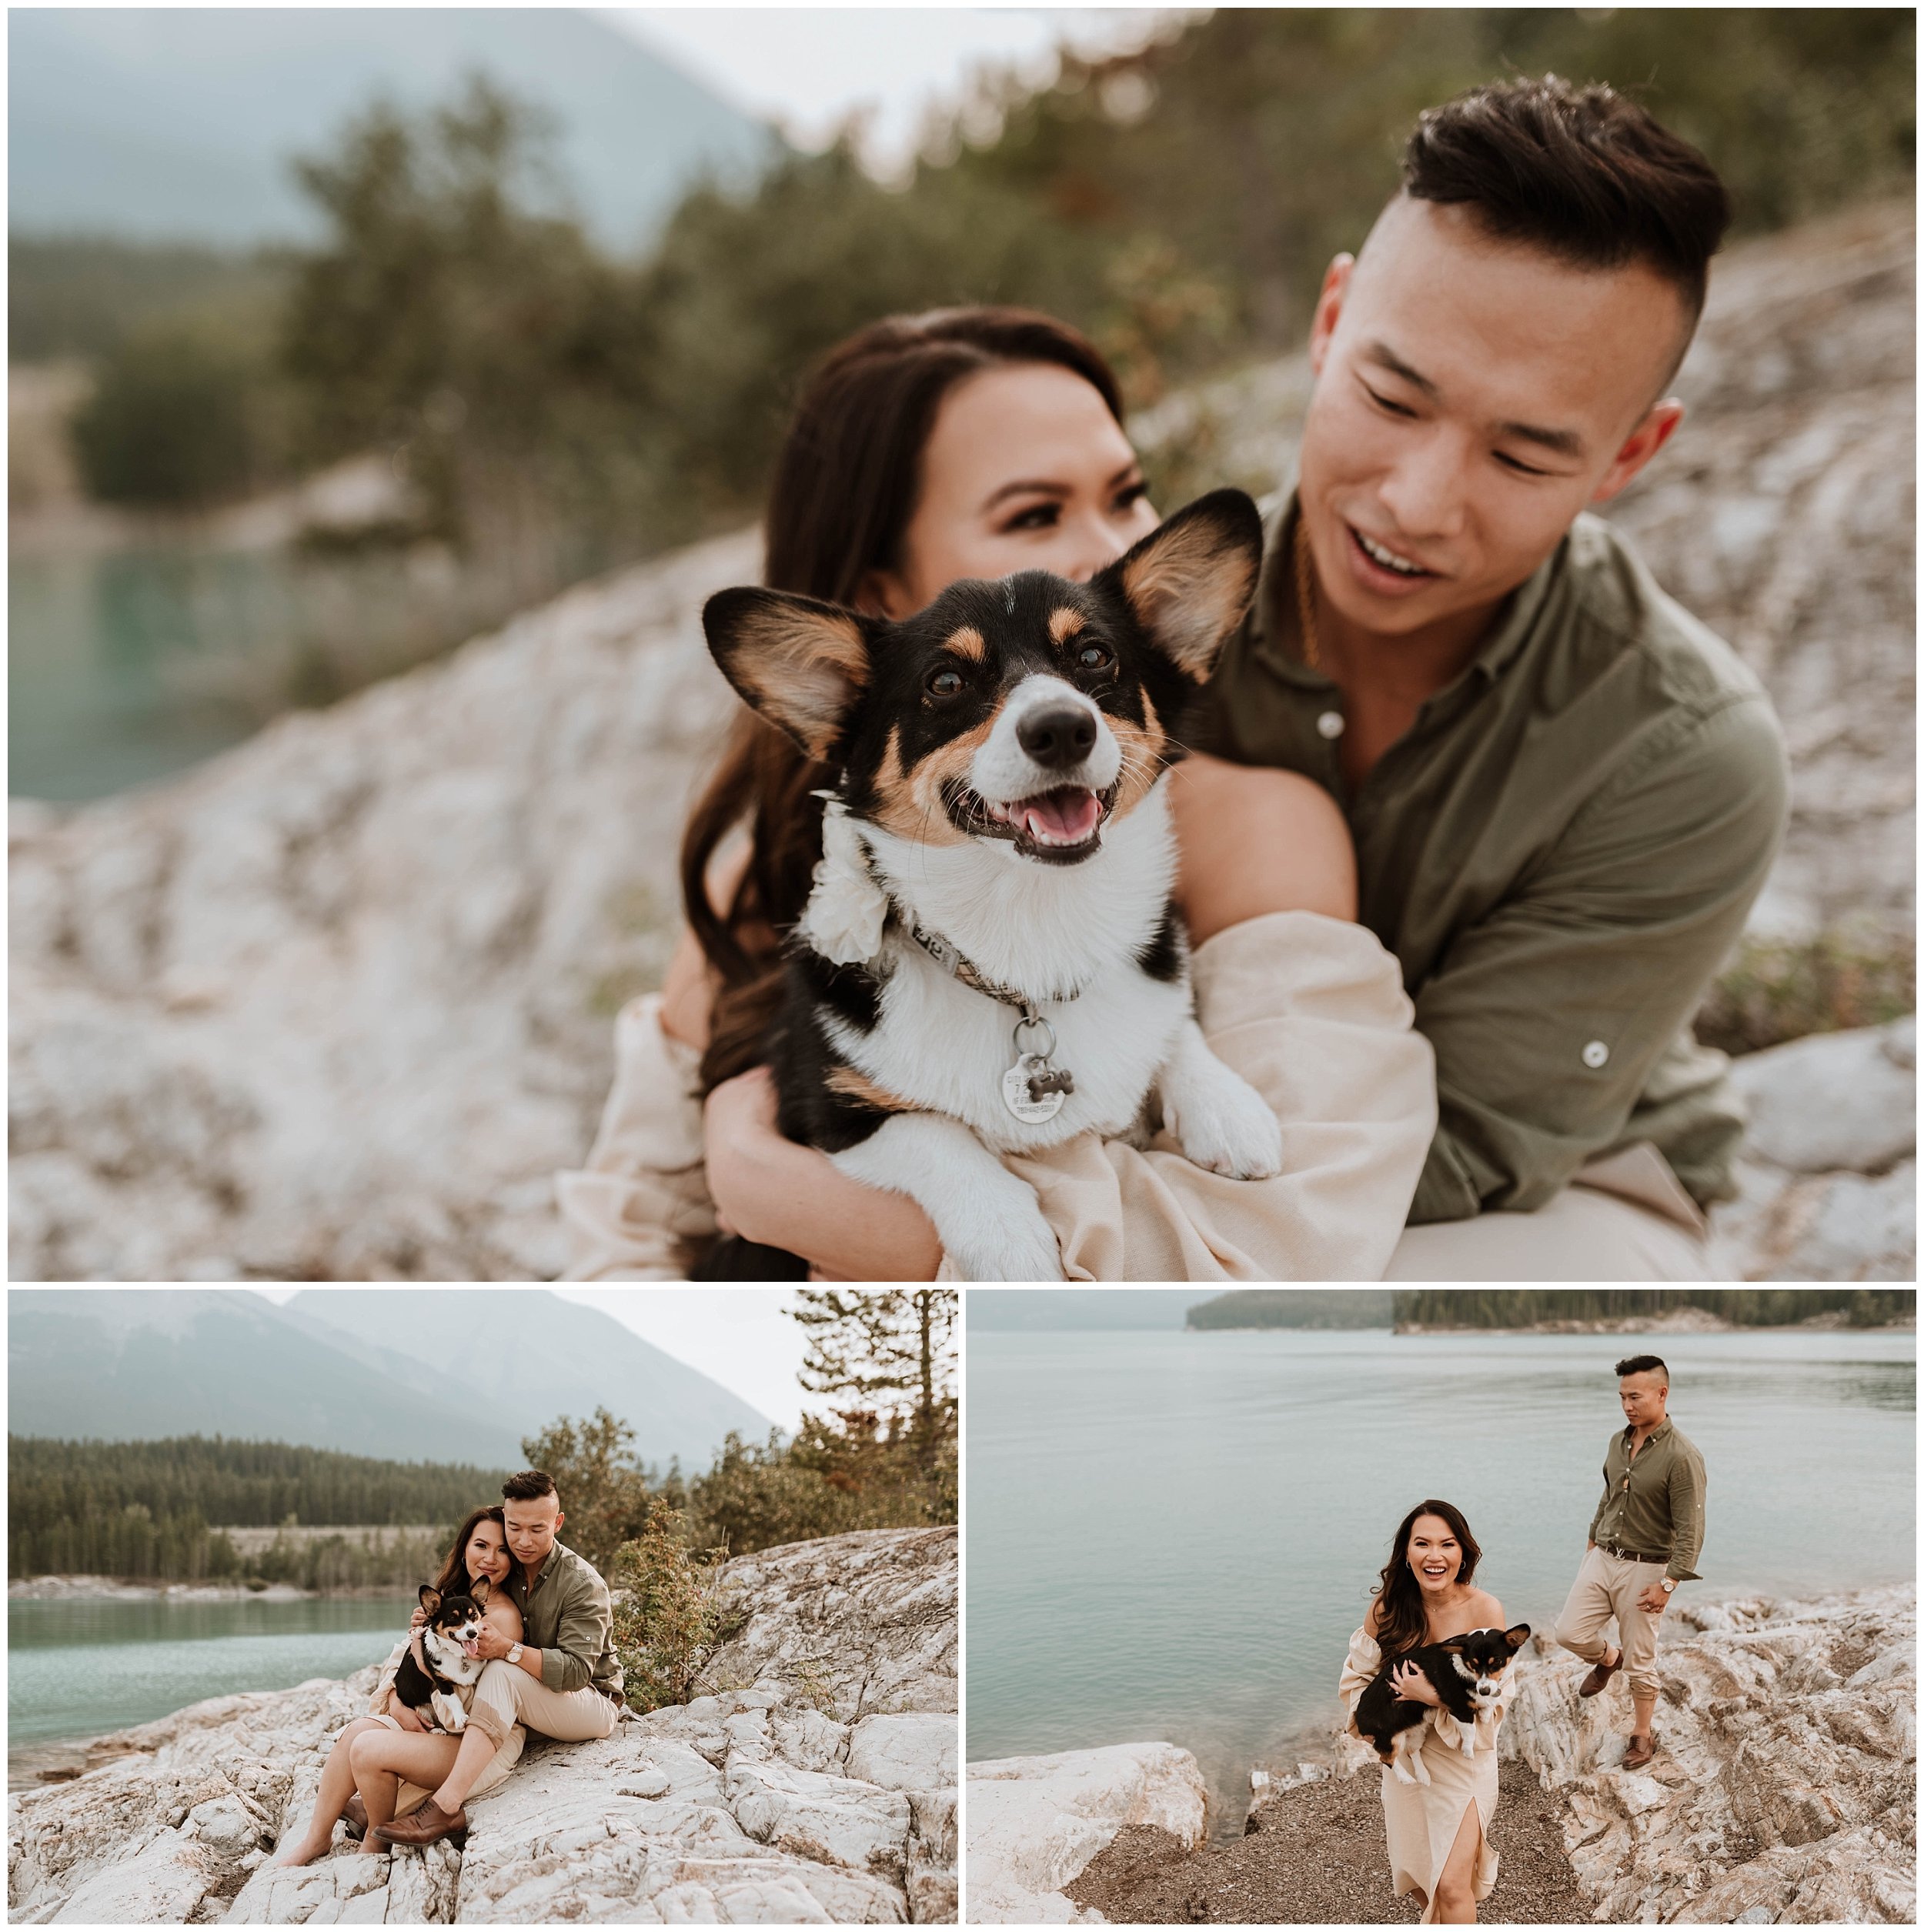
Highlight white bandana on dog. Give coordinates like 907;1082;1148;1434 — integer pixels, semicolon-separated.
800;796;889;966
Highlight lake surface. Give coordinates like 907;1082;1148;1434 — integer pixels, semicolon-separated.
966;1327;1915;1815
8;1593;415;1750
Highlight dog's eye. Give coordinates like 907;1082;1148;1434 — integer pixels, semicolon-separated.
1076;644;1114;673
927;668;964;698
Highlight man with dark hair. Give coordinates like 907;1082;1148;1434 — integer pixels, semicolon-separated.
376;1469;624;1847
1177;75;1789;1279
1552;1353;1706;1767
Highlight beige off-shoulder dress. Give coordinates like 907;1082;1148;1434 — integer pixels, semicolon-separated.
554;909;1437;1281
1339;1627;1502;1922
363;1637;525;1818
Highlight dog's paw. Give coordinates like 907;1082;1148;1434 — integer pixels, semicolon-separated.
1164;1067;1284;1180
1390;1759;1418;1785
947;1201;1064;1282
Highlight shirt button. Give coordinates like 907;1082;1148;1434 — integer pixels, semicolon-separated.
1582;1040;1609;1069
1317;709;1345;739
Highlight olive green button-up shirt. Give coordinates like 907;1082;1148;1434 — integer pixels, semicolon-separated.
1588;1416;1707;1582
506;1538;624;1700
1190;496;1789;1223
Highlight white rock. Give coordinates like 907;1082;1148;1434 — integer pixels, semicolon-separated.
1729;1020;1916;1173
48;1830;217;1923
964;1740;1208;1924
846;1714;959;1793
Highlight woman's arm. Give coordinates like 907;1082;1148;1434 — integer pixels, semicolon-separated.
704;1069;944;1280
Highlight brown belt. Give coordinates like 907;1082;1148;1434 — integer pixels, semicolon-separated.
1598;1540;1665;1564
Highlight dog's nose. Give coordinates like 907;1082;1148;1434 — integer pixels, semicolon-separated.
1017;705;1097;769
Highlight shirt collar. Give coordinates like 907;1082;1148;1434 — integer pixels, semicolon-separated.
1622;1416;1672;1447
1246;487;1565;691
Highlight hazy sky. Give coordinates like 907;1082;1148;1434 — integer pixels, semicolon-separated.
612;7;1188;169
255;1287;809;1430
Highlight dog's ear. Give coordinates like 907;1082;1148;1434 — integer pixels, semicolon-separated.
703;586;875;762
1505;1623;1532;1652
470;1577;491;1603
1101;488;1264;682
418;1585;441;1617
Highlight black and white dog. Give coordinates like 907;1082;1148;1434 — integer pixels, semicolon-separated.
1354;1624;1532;1784
392;1582;491;1734
700;487;1284;1281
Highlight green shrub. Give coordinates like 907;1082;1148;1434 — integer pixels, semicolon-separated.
1696;932;1915;1056
609;1505;730;1713
72;318;282;506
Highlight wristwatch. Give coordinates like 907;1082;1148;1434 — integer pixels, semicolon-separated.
507;1643;524;1663
1660;1578;1676;1593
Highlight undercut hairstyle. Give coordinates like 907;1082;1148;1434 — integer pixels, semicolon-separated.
1615;1353;1669;1384
1401;75;1732;333
1371;1498;1484;1663
501;1469;558;1503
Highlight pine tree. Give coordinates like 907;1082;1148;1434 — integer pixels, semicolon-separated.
791;1290;958;1477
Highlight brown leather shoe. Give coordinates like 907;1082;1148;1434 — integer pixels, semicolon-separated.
1623;1730;1659;1770
371;1799;467;1847
1578;1651;1621;1698
342;1794;368;1839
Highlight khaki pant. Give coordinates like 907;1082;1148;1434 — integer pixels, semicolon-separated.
463;1658;622;1750
1555;1545;1668;1695
1385;1144;1714;1282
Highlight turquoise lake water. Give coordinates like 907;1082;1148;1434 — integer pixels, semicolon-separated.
966;1327;1915;1814
8;1594;416;1749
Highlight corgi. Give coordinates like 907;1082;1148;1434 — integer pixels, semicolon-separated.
699;487;1284;1280
1354;1624;1533;1784
391;1582;491;1733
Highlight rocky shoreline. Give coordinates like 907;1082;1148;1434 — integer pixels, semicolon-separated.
10;1577;319;1602
8;1527;957;1925
965;1581;1915;1924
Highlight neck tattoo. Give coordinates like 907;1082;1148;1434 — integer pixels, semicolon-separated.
1293;514;1323;672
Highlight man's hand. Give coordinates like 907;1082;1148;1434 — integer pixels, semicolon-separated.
1390;1660;1440;1707
472;1623;518;1663
1638;1583;1671;1615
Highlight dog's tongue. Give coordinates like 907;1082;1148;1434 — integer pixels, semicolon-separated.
462;1637;481;1659
1020;788;1101;844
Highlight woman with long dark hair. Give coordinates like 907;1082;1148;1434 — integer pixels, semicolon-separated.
1338;1500;1510;1923
275;1508;526;1865
556;305;1435;1280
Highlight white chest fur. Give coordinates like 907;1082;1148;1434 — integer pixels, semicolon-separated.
826;784;1191;1151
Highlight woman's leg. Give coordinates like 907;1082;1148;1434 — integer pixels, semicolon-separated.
276;1718;386;1865
1431;1800;1485;1924
348;1729;462;1850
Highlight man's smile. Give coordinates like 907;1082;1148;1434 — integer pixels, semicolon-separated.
1343;518;1445;593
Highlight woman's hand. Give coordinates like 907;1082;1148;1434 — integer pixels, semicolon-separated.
703;1067;943;1279
1390;1660;1441;1707
408;1606;427;1631
391;1699;426;1733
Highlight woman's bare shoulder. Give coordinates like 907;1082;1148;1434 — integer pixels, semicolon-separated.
1469;1588;1505;1626
485;1595;523;1640
1362;1595;1384;1638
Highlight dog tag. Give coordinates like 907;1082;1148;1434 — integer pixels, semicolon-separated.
1003;1053;1067;1124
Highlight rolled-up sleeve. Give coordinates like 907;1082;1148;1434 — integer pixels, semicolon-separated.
1409;695;1788;1223
538;1570;611;1693
984;910;1436;1280
1666;1443;1706;1583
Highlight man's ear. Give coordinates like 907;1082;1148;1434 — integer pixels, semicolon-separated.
1104;488;1264;682
1590;399;1685;506
703;587;873;762
1308;252;1355;379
